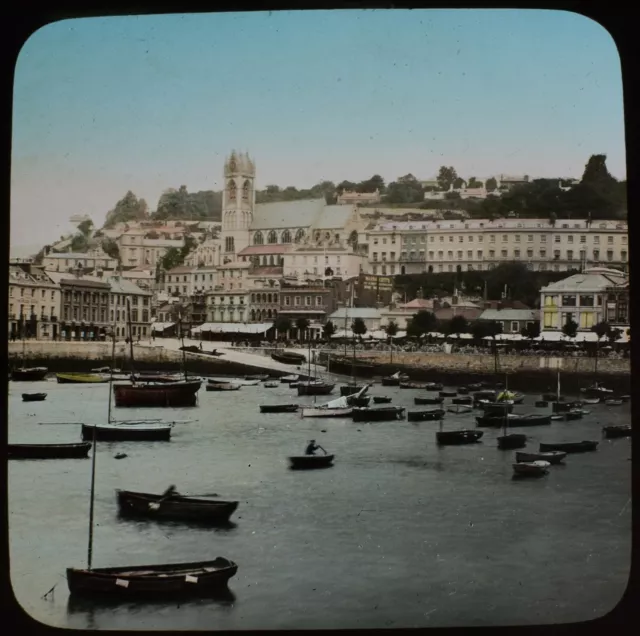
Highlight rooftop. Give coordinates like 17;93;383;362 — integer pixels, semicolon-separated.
238;245;292;256
541;268;628;293
107;275;152;295
478;308;539;322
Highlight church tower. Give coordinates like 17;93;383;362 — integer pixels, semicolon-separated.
220;150;255;262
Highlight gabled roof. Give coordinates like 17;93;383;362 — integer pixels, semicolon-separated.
251;199;326;230
479;309;539;322
107;275;152;295
540;268;628;293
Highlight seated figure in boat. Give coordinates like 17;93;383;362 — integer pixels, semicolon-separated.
305;440;326;456
161;484;179;499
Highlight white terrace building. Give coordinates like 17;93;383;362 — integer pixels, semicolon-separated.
362;218;628;276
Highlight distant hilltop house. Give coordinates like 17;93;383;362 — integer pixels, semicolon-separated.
421;174;533;201
337;189;382;206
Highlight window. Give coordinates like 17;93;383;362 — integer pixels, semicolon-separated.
447;251;453;259
622;250;627;260
490;235;495;243
294;297;300;306
515;235;521;243
511;321;519;333
540;235;546;243
478;235;483;243
449;236;454;243
468;235;474;243
373;238;378;245
438;251;443;260
429;236;434;242
500;250;507;258
439;236;444;243
382;238;387;245
607;250;613;261
579;295;594;307
594;236;600;244
458;236;463;243
580;235;586;243
528;235;533;242
554;235;561;243
372;252;378;261
381;252;386;261
527;249;533;258
428;251;434;259
562;295;577;307
540;249;546;258
316;296;322;306
489;250;495;258
514;249;520;258
622;235;628;244
372;266;377;274
467;250;472;259
502;235;508;243
457;251;463;259
607;236;613;244
477;250;483;259
593;249;600;260
567;235;574;244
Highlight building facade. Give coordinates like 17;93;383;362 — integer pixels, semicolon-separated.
58;278;111;341
108;276;153;340
42;248;119;273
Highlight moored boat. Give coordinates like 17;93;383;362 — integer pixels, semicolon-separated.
513;460;550;477
602;425;632;439
280;374;300;384
604;399;623;406
340;384;365;397
271;352;306;365
580;383;613;398
11;367;48;382
399;381;431;389
535;400;549;408
425;382;444;391
582;397;600;405
57;373;109;384
564;410;583;420
497;433;527;450
381;372;409;386
81;423;172;442
288;454;334;470
297;381;335;396
457;386;470;395
351;406;405;422
67;557;238;598
407;408;445;422
22;392;47;402
245;374;269;381
451;396;473;405
447;404;473;414
259;404;299;413
373;396;392;404
347;395;371;407
206;383;240;391
476;413;552;428
436;429;483;445
439;390;457;398
116;490;238;523
9;442;92;460
208;378;259;386
263;382;279;388
515;450;566;464
114;380;202;407
539;440;598;453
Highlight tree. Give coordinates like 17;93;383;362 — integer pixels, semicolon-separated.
104;191;148;228
444;191;461;200
521;321;541;340
101;238;120;262
437;166;457;191
351;317;367;339
407;310;437;341
358;174;386;193
275;316;292;340
296;317;310;341
452;177;465;190
448;315;469;336
159;247;184;272
485;177;498;193
70;233;89;253
562;318;579;339
471;320;490;342
323;320;336;339
467;177;482;189
77;219;94;236
384;320;399;341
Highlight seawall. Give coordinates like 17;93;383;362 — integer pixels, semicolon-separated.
7;342;290;377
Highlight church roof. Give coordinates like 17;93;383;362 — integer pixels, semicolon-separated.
251;199;326;230
312;205;355;230
238;245;291;256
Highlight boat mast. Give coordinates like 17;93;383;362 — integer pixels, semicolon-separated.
107;325;116;424
126;298;136;379
179;311;188;382
556;368;561;402
503;373;509;437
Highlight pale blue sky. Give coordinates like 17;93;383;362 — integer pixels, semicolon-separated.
11;9;625;249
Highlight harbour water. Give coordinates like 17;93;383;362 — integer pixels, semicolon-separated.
9;377;631;630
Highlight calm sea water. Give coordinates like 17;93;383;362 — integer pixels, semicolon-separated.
8;376;631;630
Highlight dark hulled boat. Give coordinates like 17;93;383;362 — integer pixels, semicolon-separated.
116;490;238;523
11;367;48;381
259;404;299;413
436;430;483;445
381;373;409;386
414;396;444;405
8;442;92;460
351;406;405;422
271;352;306;365
476;413;551;427
81;423;172;442
539;440;598;453
56;373;109;384
400;381;431;389
480;402;514;416
297;382;335;396
439;390;457;398
288;454;335;470
373;396;392;404
113;380;202;407
346;395;371;407
602;425;632;439
497;434;527;450
340;385;365;397
131;373;183;384
22;392;47;402
67;557;238;598
451;396;473;405
407;408;445;422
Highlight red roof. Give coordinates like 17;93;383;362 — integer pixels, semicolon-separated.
238;245;291;256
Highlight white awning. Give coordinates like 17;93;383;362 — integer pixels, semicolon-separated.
196;322;274;334
151;322;175;332
447;333;473;339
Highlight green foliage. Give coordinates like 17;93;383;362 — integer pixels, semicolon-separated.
351;317;367;337
562;318;579;339
385;174;424;204
448;315;469;335
159;247;184;272
384;320;399;339
101;239;120;261
467;177;482;188
152;186;222;221
276;315;293;337
471;320;491;342
485;177;498;192
521;321;541;340
591;321;622;344
104;191;149;228
323;320;336;339
70;234;89;253
296;317;310;340
77;219;94;236
437;166;458;191
406;310;437;341
452;177;465;190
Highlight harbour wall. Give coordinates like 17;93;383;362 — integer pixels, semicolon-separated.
7;342;289;377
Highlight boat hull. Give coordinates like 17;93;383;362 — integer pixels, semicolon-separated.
414;397;444;405
271;352;306;365
116;490;238;523
8;442;92;460
340;385;364;397
407;409;445;422
297;383;335;396
259;404;299;413
513;461;550;476
603;426;632;439
539;441;598;453
66;558;237;598
497;434;527;450
81;424;172;442
22;393;47;402
11;368;48;382
372;397;392;404
301;407;352;418
288;454;334;469
206;384;240;391
451;396;473;405
436;430;483;445
351;407;405;422
56;373;108;384
516;451;566;464
113;381;201;407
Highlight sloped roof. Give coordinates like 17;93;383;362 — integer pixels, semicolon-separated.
398;298;434;309
251;199;326;230
312;205;354;230
238;245;291;255
541;268;628;293
106;275;152;295
479;309;539;322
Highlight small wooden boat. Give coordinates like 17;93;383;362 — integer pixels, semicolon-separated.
57;373;109;384
373;396;392;404
346;395;371;407
351;406;405;422
604;399;624;406
618;395;631;402
516;450;566;464
288;454;334;470
550;414;564;421
114;380;201;407
297;382;335;396
535;400;548;408
439;390;457;398
11;367;48;382
206;383;240;391
436;430;483;445
381;372;409;386
263;382;279;388
209;378;259;386
246;374;269;381
542;393;562;402
539;440;598;453
551;401;583;413
447;404;473;415
81;423;172;442
407;408;445;422
513;460;550;477
271;352;306;365
302;394;354;418
414;396;444;405
451;396;473;405
467;383;483;391
9;442;92;460
497;433;527;450
280;375;300;384
473;390;497;401
580;383;613;398
457;386;470;395
67;557;238;598
340;385;365;397
425;382;444;391
479;402;514;415
259;404;299;413
582;397;600;405
564;410;583;420
602;425;632;439
116;490;238;523
22;392;47;402
400;381;431;389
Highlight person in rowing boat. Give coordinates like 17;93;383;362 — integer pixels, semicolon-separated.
160;484;180;500
305;440;326;456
